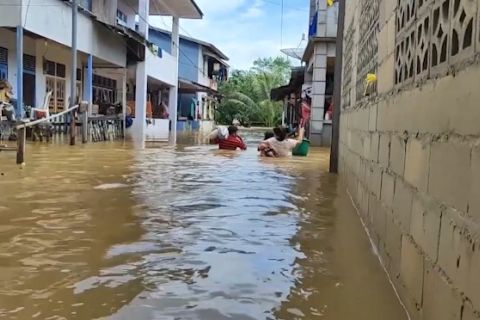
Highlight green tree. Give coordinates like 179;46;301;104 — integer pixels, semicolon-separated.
216;56;291;127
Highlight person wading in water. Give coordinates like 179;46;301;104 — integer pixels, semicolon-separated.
258;126;305;157
213;125;247;151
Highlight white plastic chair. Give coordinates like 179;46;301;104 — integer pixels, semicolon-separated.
31;91;52;120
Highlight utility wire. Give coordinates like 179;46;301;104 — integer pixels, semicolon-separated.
259;0;308;12
23;0;33;28
280;0;284;49
157;19;208;78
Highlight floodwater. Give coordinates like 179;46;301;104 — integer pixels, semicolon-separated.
0;132;407;320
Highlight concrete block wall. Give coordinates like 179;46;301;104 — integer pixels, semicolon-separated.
339;0;480;319
310;42;328;146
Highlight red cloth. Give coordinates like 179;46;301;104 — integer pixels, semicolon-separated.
218;135;247;150
326;102;333;119
35;110;47;119
300;101;311;127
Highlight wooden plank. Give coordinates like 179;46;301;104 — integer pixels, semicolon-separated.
0;146;17;152
16;105;79;129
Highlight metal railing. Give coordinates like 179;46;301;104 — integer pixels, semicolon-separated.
14;105;79;164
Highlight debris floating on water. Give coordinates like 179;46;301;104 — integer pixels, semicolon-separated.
93;183;128;190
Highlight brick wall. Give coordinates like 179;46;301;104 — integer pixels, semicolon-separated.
339;0;480;319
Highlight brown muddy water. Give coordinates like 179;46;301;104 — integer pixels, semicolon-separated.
0;132;407;320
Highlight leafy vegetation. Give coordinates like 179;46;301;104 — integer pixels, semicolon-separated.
216;57;291;127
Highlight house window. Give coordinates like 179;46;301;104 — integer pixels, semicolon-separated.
92;74;117;104
117;9;127;25
78;0;92;11
0;47;7;80
23;54;36;107
23;54;36;74
45;60;66;113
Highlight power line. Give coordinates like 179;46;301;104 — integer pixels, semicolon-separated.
23;0;33;28
259;0;309;12
280;0;284;49
154;22;207;78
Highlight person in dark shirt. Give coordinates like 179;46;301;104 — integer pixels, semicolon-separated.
218;125;247;151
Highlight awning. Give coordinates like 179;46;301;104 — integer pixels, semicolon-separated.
150;0;203;19
204;51;230;66
302;37;336;62
270;67;305;101
179;78;215;93
96;21;146;62
280;48;305;61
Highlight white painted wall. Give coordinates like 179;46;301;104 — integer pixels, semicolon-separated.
138;0;149;38
90;25;127;67
327;42;336;57
14;0;126;67
132;61;147;142
117;0;137;30
0;0;21;27
145;119;169;141
145;49;176;86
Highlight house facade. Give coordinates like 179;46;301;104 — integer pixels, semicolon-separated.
0;0;203;143
302;0;338;146
149;27;229;133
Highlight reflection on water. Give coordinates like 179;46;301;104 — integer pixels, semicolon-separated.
0;132;406;319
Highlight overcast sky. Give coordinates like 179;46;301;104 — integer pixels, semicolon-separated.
150;0;310;70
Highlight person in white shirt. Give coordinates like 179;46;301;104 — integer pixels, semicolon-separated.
258;126;305;157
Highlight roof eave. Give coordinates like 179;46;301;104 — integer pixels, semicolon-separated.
301;37;337;62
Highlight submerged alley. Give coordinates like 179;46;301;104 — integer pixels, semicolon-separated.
0;133;407;319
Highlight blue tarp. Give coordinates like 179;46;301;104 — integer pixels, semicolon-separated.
308;12;318;38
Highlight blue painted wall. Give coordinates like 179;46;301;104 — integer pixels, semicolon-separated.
149;29;172;54
148;28;200;82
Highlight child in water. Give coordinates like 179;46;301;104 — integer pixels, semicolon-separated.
259;131;277;157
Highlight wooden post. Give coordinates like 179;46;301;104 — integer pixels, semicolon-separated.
83;54;93;144
122;69;127;140
16;26;23;119
80;101;88;143
329;0;346;173
16;127;25;165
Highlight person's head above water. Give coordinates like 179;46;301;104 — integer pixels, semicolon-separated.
273;126;287;142
228;125;239;135
264;131;274;140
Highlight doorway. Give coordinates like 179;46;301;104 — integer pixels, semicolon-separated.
23;54;36;107
23;73;35;107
